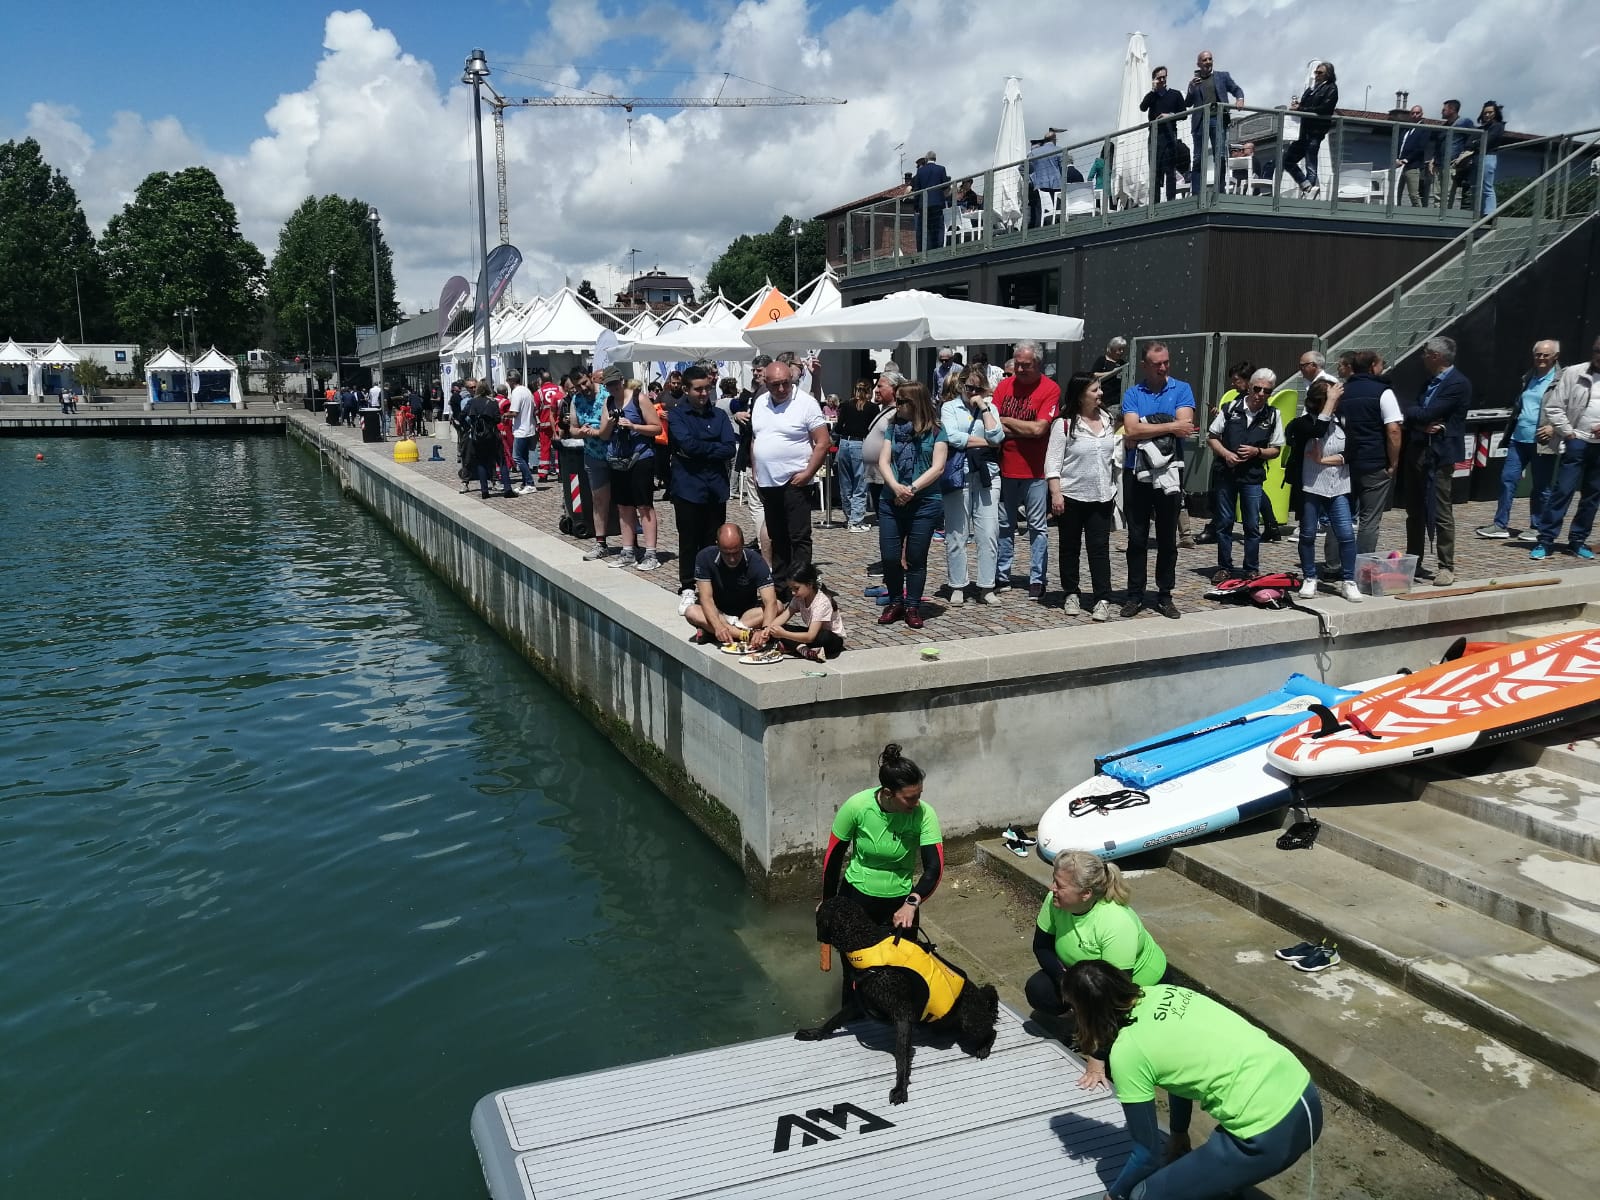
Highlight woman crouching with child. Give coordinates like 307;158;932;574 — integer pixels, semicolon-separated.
762;564;847;662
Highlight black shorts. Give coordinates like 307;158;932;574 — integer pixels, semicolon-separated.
609;458;656;507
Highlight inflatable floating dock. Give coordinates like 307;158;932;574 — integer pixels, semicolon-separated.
471;1004;1130;1198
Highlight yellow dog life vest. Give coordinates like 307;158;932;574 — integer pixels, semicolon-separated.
845;936;967;1021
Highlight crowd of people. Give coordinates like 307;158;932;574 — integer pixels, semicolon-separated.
820;744;1323;1200
403;327;1598;640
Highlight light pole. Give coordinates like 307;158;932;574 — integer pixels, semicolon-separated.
303;300;314;395
789;225;802;292
328;265;341;388
71;267;85;343
368;207;384;402
463;48;494;388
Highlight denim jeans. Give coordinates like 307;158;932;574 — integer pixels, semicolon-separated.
1537;439;1600;549
996;477;1049;586
1130;1084;1322;1200
1213;474;1264;574
835;439;867;526
512;435;537;488
1301;492;1355;580
1189;114;1227;191
1322;467;1394;573
1492;439;1555;531
943;470;1001;589
1283;129;1326;188
879;492;943;603
1482;153;1498;215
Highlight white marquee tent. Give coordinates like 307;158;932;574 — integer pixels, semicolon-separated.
190;347;245;406
145;346;192;404
0;337;38;397
36;338;79;396
745;289;1085;354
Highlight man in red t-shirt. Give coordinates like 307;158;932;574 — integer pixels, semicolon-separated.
994;340;1061;598
534;369;563;481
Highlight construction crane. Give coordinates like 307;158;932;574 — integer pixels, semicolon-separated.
481;76;846;246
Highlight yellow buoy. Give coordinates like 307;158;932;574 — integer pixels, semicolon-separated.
393;438;419;463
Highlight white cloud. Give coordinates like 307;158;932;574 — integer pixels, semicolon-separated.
11;2;1600;321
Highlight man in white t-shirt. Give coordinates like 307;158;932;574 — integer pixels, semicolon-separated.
751;359;829;591
506;370;539;492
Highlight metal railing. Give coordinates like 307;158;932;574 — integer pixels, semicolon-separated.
1322;130;1600;364
840;104;1505;276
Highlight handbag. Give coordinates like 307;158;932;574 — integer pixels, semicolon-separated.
940;416;980;493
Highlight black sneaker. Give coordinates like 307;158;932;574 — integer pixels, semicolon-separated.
1002;825;1037;846
866;561;885;577
1275;937;1326;963
1155;597;1181;619
1292;944;1341;973
1120;597;1144;619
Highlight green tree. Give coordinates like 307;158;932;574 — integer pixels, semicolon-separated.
100;166;266;355
0;138;112;341
576;279;600;305
704;215;825;303
75;359;108;400
264;194;401;361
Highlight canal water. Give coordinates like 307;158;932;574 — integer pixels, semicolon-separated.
1;438;832;1198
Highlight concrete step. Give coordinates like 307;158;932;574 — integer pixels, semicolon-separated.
1496;715;1600;786
1313;788;1600;966
1164;820;1600;1091
972;841;1600;1200
1503;616;1600;641
1415;756;1600;861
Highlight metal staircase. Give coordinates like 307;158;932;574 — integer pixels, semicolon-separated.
1323;134;1600;363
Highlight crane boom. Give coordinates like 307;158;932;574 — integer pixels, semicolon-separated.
483;84;845;247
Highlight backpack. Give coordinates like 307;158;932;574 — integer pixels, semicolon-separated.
467;406;499;444
1206;571;1301;608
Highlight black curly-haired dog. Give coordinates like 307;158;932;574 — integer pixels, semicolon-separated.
794;895;999;1105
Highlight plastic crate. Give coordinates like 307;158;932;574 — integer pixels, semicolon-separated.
1355;552;1418;596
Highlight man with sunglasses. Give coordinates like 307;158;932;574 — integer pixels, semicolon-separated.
1207;369;1285;582
994;341;1060;598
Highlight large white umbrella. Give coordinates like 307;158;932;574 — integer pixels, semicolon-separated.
610;317;754;363
991;77;1027;229
1113;33;1151;208
744;289;1084;353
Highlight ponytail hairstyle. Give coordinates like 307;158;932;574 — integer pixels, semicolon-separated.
790;563;836;619
1060;960;1143;1056
1051;849;1131;905
877;743;925;793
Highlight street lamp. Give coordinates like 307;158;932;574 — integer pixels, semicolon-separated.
303;300;314;394
463;48;493;388
328;265;341;388
789;225;802;293
72;267;85;343
368;206;384;402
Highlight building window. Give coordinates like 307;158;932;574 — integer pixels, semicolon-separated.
998;269;1060;314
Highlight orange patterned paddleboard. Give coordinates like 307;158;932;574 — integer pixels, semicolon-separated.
1267;630;1600;777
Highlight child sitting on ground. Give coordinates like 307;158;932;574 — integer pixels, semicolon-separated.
764;564;846;662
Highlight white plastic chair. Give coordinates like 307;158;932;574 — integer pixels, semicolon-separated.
1337;162;1374;204
1038;189;1061;224
1061;183;1097;218
1226;157;1250;193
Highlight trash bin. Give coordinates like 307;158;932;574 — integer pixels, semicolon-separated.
325;399;343;427
359;406;383;443
556;440;618;539
1465;408;1512;502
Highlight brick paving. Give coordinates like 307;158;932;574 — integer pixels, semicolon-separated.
386;427;1591;650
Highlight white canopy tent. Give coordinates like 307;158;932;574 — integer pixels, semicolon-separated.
992;77;1028;229
190;347;244;407
610;314;754;363
1113;33;1152;208
520;288;612;354
744;289;1085;354
36;338;79;397
145;346;192;404
0;337;37;397
792;270;843;318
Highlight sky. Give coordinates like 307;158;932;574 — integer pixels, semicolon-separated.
5;1;1599;319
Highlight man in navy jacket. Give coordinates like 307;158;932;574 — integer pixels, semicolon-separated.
668;364;738;600
910;150;950;251
1185;50;1244;192
1403;336;1473;586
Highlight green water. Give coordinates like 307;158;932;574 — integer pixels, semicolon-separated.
0;438;831;1198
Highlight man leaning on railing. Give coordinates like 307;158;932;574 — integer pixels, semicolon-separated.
1185;50;1244;193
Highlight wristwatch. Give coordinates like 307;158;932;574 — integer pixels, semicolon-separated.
904;893;921;907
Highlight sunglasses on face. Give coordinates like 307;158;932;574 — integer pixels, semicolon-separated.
1250;386;1272;394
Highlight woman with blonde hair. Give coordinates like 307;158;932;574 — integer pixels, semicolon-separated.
940;367;1005;604
1025;849;1169;1089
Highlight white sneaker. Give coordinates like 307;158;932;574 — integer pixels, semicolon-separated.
676;589;696;616
607;548;636;567
947;588;966;606
1091;599;1113;622
1433;569;1455;587
1298;578;1318;599
1339;580;1364;603
1062;594;1082;616
582;543;612;561
974;589;1000;605
847;523;871;533
635;551;661;572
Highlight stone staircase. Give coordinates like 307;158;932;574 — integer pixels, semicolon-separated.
1323;137;1600;365
978;610;1600;1197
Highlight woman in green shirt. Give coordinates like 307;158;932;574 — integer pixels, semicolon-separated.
1026;850;1168;1088
1063;960;1322;1200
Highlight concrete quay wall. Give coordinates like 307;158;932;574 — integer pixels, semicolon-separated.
287;412;1599;897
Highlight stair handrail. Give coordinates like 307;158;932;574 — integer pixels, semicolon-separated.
1321;131;1600;352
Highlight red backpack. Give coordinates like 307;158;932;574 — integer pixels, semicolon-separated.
1206;571;1302;609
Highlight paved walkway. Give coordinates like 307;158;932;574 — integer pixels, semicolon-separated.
387;426;1588;650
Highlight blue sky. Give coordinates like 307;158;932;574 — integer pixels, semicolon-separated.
5;2;1597;310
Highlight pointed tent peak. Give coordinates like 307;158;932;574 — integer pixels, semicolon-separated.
794;273;842;318
145;346;191;371
0;337;35;364
40;338;79;364
743;287;795;330
191;347;237;372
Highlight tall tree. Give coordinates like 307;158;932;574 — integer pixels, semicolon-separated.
704;216;826;303
576;279;600;305
264;194;401;361
0;138;112;341
100;167;266;354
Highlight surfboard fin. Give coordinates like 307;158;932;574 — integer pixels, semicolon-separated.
1307;704;1343;739
1441;636;1469;663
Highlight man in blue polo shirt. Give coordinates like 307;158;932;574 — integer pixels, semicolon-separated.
1121;342;1196;619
